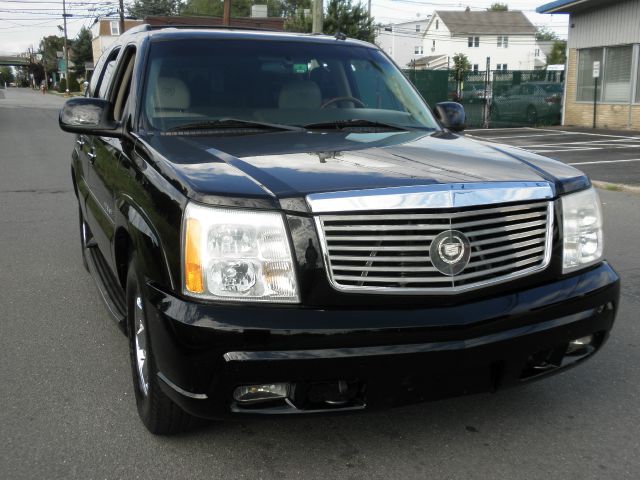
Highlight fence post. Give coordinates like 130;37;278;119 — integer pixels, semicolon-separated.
483;57;490;128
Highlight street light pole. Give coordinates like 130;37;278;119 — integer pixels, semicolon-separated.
62;0;70;94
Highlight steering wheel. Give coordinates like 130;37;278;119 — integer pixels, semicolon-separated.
321;96;366;109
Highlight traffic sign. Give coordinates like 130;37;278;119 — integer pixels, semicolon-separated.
592;61;600;78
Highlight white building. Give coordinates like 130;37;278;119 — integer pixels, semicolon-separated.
421;10;543;71
375;16;432;68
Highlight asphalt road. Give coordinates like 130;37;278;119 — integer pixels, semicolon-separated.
465;127;640;186
1;88;640;480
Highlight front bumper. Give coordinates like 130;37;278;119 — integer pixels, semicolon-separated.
144;262;619;419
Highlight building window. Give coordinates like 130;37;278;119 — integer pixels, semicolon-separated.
636;48;640;103
577;48;603;101
535;48;540;57
416;24;421;32
384;26;392;32
432;40;436;49
468;36;479;48
497;36;509;48
602;45;633;102
414;46;423;55
473;64;479;72
496;64;508;71
475;36;479;47
110;21;120;36
436;20;439;30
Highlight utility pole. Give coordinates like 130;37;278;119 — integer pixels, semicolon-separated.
223;0;231;26
119;0;125;36
312;0;323;34
368;0;371;18
62;0;70;94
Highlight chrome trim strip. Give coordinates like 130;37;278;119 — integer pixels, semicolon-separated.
314;201;555;295
157;372;208;400
306;182;554;213
223;308;594;362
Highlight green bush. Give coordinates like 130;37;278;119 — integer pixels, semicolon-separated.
68;72;78;92
58;78;67;92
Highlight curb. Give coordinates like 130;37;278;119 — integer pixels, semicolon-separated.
592;180;640;195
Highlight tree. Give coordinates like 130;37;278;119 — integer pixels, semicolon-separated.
452;53;471;80
0;66;15;85
488;2;508;11
180;0;284;17
284;5;312;33
536;26;559;41
128;0;180;18
323;0;374;42
39;35;65;85
546;40;567;66
71;26;93;77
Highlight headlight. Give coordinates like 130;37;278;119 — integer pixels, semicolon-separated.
561;187;603;273
182;203;299;303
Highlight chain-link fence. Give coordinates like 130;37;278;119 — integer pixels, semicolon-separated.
405;69;565;128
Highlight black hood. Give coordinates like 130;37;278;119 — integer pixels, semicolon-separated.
140;130;589;209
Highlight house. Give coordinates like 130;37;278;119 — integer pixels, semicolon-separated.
537;0;640;129
422;9;543;71
90;17;144;64
375;16;432;68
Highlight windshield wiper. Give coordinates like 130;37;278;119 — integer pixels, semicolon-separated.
167;118;303;132
303;119;414;131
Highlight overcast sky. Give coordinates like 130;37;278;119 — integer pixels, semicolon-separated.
0;0;568;56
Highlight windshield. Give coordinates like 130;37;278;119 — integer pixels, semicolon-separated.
142;38;438;132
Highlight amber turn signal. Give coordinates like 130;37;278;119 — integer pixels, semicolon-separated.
184;217;204;293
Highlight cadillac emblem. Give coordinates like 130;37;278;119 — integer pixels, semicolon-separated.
430;230;471;276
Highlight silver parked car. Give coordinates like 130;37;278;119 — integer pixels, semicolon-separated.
492;82;563;123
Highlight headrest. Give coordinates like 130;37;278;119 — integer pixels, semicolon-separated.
278;80;321;109
154;77;190;111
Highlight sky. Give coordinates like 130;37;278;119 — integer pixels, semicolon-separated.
0;0;569;56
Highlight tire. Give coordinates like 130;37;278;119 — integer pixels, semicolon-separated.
78;204;90;272
526;105;538;125
126;254;196;435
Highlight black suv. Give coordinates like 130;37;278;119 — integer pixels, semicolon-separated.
59;26;619;435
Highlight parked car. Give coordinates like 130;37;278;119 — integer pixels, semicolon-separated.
59;26;618;435
492;82;563;123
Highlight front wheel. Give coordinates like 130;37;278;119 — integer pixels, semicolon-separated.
126;254;197;434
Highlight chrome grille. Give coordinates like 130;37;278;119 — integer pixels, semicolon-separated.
316;201;554;294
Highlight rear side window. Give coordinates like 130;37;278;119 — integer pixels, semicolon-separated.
95;48;120;99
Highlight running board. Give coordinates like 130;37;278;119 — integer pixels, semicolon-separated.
85;246;128;336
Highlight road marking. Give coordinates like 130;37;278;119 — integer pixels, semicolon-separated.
568;159;640;165
529;128;640;140
481;133;568;140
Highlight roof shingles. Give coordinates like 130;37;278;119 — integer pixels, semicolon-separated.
434;10;537;35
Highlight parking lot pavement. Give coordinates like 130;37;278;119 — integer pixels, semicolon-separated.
465;126;640;186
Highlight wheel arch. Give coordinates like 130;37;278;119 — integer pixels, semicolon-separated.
114;195;176;292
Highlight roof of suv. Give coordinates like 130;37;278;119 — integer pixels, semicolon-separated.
126;25;377;49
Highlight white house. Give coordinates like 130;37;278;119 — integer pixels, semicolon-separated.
375;16;432;68
421;10;543;71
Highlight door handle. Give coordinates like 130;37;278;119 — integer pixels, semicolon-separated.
88;149;97;164
76;137;85;147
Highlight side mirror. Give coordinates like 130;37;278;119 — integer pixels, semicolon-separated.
434;102;465;132
59;97;122;137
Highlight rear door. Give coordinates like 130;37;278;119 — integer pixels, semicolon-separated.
83;47;121;265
